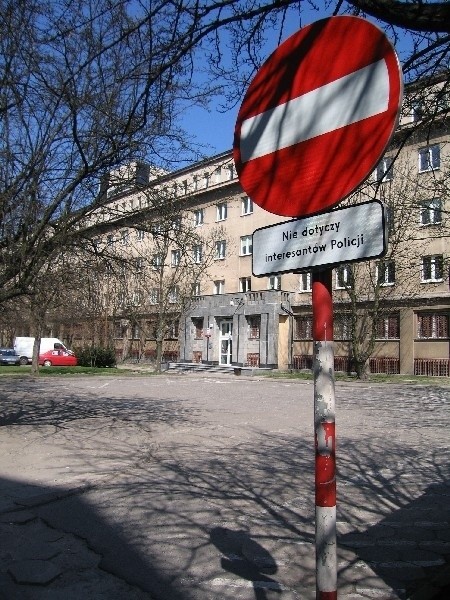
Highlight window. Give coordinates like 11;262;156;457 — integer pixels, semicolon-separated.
376;315;400;339
147;321;157;339
335;265;353;289
182;180;188;195
214;280;224;294
240;235;253;256
193;244;203;264
131;291;143;306
107;234;115;246
135;257;144;273
411;101;424;122
121;229;129;245
216;202;227;221
436;89;449;113
417;313;449;339
385;204;395;234
420;198;442;225
421;255;443;282
215;240;226;259
152;254;163;270
172;216;182;230
192;318;204;339
194;208;204;227
240;277;251;292
169;285;179;304
167;320;179;339
419;145;440;172
299;272;312;292
136;229;145;241
149;288;160;304
131;323;140;339
215;167;222;184
375;157;393;182
241;196;253;215
227;164;235;180
268;275;281;290
295;316;312;339
248;316;260;339
334;314;352;340
203;172;210;188
151;222;163;237
191;282;201;296
377;260;395;286
117;291;126;306
114;321;124;339
171;249;181;266
193;175;199;191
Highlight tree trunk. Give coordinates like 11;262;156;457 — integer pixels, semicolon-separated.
121;321;130;362
355;356;370;380
31;335;41;376
155;338;163;373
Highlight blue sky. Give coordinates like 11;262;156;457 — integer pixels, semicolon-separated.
181;6;308;157
179;6;411;159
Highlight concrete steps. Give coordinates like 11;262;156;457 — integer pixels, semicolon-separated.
167;362;272;376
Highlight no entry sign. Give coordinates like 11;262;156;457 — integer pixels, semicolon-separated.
233;16;403;217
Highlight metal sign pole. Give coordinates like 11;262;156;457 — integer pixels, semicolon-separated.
312;268;337;599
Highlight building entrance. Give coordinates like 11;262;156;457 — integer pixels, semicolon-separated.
219;320;233;365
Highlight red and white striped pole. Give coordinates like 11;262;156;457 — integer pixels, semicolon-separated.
312;268;337;599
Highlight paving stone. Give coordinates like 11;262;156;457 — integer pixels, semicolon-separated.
0;510;36;524
375;564;426;583
0;376;449;599
13;540;60;562
7;560;62;585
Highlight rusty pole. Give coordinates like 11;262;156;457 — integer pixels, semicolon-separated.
312;268;337;599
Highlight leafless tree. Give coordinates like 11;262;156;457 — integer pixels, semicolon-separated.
1;0;448;311
334;131;448;378
92;184;228;370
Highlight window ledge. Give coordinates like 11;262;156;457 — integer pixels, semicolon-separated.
421;279;444;284
419;167;440;174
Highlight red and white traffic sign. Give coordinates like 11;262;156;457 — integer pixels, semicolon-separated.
233;16;403;218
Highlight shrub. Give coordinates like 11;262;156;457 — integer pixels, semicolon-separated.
76;346;116;368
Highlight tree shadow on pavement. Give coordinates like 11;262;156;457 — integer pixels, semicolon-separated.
0;476;190;600
1;378;449;598
0;378;196;430
339;476;450;599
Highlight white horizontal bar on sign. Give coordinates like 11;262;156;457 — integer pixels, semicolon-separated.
240;59;390;163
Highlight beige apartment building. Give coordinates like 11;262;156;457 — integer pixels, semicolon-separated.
59;75;448;376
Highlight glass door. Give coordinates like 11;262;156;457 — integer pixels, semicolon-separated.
219;320;233;365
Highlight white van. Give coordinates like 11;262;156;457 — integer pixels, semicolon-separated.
14;337;71;365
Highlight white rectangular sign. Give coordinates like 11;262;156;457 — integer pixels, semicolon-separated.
252;200;387;277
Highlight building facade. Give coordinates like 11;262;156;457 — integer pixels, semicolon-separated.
37;76;449;376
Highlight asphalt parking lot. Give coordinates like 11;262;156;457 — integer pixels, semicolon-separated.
0;373;449;599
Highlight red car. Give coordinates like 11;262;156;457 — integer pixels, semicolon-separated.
39;349;78;367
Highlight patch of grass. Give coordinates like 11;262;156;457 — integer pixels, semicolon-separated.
0;365;143;377
260;369;450;385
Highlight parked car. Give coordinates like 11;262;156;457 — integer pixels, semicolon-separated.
0;348;21;366
39;349;78;367
14;337;72;365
